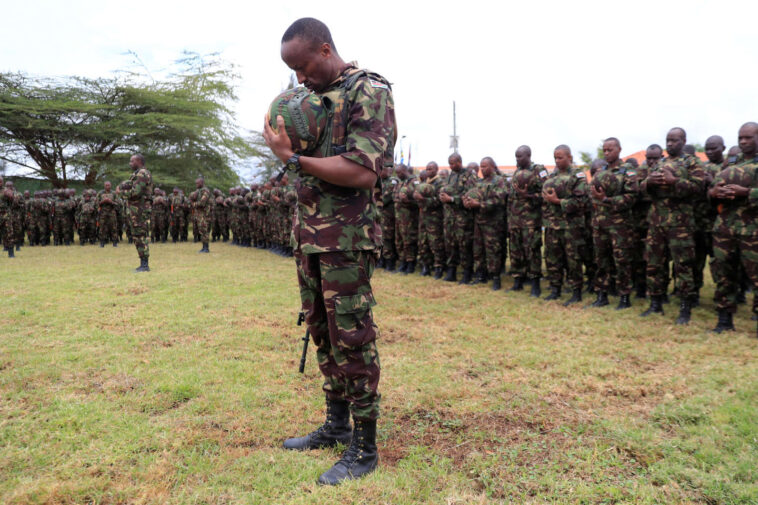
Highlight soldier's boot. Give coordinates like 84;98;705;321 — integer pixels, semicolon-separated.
563;288;582;306
16;244;21;251
8;247;14;258
433;267;443;279
752;313;758;321
162;238;167;243
134;257;150;273
459;268;472;285
661;293;669;304
420;264;430;276
128;238;133;244
385;259;396;273
530;278;541;298
317;419;377;486
199;243;210;253
472;269;486;285
376;257;385;269
675;299;692;325
113;241;118;247
509;277;524;292
589;291;609;308
641;295;664;317
690;291;700;308
100;241;105;248
397;260;407;274
608;279;618;297
544;286;561;301
491;275;501;291
404;261;415;275
615;294;632;310
736;289;747;305
711;310;735;333
283;398;352;451
443;266;457;282
635;283;647;299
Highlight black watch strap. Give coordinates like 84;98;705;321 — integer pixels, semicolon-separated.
286;154;301;172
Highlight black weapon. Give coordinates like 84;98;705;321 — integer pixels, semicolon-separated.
297;311;309;373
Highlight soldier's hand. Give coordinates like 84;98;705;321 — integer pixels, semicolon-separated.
661;168;677;185
542;188;560;205
725;184;749;199
263;113;294;164
590;185;606;201
413;192;423;202
439;192;452;203
513;182;528;195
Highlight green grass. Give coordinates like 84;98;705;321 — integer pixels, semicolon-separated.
1;241;757;504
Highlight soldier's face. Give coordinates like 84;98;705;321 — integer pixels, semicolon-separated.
554;149;572;170
449;158;462;171
281;37;333;93
129;156;141;170
704;139;725;163
738;126;758;157
666;131;685;157
104;182;111;191
602;141;621;164
480;160;494;177
646;149;662;168
515;149;531;168
425;163;438;178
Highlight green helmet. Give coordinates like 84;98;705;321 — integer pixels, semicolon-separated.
268;87;329;155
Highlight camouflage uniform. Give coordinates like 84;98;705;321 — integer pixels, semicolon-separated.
77;192;98;245
640;154;705;299
590;162;638;296
710;154;758;315
213;193;228;242
695;161;722;291
293;64;395;421
442;168;477;272
471;173;507;277
508;163;546;281
121;166;153;262
11;190;25;248
630;164;652;295
543;168;588;292
151;191;169;243
415;174;446;271
393;176;419;265
97;189;120;244
0;188;14;252
380;174;399;265
195;184;213;245
169;191;185;242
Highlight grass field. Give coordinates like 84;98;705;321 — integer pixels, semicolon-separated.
1;241;757;505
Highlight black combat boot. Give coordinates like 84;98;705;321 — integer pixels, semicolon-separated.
530;278;541;298
433;266;443;279
544;286;561;301
100;241;105;248
509;277;524;292
641;295;664;316
736;289;747;305
16;244;21;251
404;261;415;275
283;398;352;451
385;258;396;273
491;275;501;291
317;418;378;486
615;294;631;310
472;269;486;285
443;266;457;282
675;298;691;325
711;310;735;333
635;283;647;299
420;264;430;276
199;243;209;253
563;288;582;306
690;291;700;308
459;268;472;285
397;260;407;274
8;247;14;258
376;257;385;269
589;291;609;308
113;241;118;247
134;257;150;273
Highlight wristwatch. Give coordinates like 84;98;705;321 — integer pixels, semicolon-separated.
286;154;302;172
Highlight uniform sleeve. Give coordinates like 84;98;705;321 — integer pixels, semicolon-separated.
672;157;705;198
606;174;638;213
340;77;397;176
561;174;587;216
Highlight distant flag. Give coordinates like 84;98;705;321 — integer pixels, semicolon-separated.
400;147;404;165
407;145;412;168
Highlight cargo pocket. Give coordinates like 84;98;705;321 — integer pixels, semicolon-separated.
333;292;377;349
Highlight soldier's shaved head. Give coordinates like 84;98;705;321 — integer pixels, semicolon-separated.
448;153;462;163
683;144;696;156
666;129;686;157
554;144;572;155
738;122;758;157
669;127;687;140
705;136;725;164
515;146;532;169
626;158;639;168
516;145;531;157
282;17;337;53
590;158;606;176
603;137;621;148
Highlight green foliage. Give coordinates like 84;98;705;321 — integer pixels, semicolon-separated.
0;52;257;190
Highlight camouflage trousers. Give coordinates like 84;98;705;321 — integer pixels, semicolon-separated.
295;249;381;421
213;210;228;241
444;207;474;269
419;210;445;268
13;212;24;245
152;211;168;242
632;227;648;293
196;212;211;243
0;212;14;250
711;230;758;314
99;210;119;243
395;206;418;263
79;216;97;244
645;225;694;298
473;212;505;275
593;225;634;295
170;212;184;242
544;227;585;291
508;226;542;279
694;230;714;290
380;206;396;261
128;207;150;260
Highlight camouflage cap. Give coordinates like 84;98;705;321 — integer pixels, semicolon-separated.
268;87;328;155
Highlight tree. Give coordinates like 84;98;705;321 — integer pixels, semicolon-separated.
0;53;258;190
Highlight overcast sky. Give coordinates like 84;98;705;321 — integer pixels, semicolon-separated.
2;0;757;177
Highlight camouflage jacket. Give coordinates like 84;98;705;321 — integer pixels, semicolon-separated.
590;162;638;229
475;174;507;217
195;186;212;217
508;163;546;229
710;154;758;235
442;168;478;209
697;161;722;231
121;168;153;208
640;153;705;229
630;164;652;229
393;176;419;210
542;168;588;230
292;64;397;254
381;175;399;208
414;174;444;213
97;190;119;213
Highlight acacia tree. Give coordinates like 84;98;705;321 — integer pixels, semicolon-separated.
0;53;259;190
